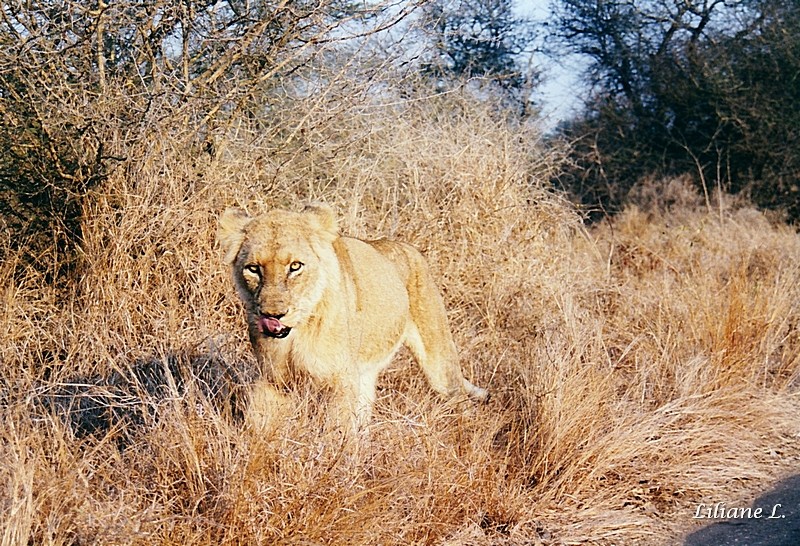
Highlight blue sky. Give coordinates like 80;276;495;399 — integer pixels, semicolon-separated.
515;0;587;128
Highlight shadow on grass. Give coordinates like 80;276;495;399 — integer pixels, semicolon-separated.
684;474;800;546
34;345;251;448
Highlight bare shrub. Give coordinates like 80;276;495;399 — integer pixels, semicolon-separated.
0;0;418;275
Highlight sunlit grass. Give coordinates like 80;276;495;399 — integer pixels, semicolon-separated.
2;96;799;545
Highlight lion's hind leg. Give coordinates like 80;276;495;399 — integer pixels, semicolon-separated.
404;312;489;403
372;239;489;403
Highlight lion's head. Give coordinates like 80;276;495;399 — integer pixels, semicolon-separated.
217;205;340;339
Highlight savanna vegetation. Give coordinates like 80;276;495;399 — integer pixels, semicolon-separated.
2;1;799;544
551;0;800;221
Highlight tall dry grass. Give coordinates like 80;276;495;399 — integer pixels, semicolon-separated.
2;94;800;545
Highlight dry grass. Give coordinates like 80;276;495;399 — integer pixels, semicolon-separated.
2;95;800;546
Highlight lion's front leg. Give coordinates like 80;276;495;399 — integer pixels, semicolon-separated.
246;378;292;434
328;368;380;435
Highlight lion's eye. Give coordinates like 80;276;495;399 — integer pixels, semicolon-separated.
244;264;260;275
288;261;304;273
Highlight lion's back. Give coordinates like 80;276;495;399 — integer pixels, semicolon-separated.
335;236;412;307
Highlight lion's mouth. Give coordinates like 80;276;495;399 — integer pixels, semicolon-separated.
258;314;292;339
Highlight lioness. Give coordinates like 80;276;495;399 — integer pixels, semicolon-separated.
217;204;488;432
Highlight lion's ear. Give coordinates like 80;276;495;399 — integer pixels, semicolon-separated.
304;203;339;240
217;207;251;264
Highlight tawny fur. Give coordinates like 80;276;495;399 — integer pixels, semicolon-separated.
217;204;488;432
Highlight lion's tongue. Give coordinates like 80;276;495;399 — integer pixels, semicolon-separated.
259;316;286;336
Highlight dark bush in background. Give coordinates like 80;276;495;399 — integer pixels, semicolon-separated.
550;0;800;221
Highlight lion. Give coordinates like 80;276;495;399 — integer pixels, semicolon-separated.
217;204;488;433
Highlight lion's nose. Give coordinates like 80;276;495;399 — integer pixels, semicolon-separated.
259;293;289;317
260;307;288;318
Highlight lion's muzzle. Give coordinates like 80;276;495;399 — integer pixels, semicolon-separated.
258;314;292;338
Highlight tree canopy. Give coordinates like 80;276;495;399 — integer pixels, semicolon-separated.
551;0;800;220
